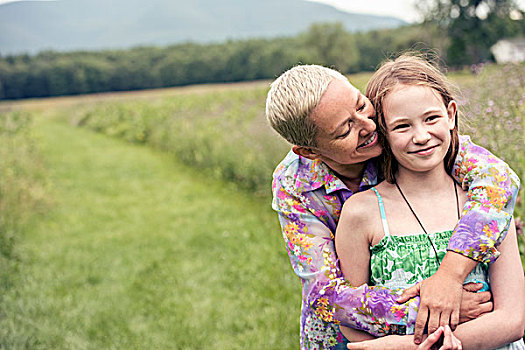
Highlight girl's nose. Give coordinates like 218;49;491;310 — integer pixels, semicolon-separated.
412;127;431;144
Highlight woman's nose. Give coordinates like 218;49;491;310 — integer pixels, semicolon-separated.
357;114;376;135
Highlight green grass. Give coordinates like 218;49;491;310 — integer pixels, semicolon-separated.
0;117;299;349
0;111;48;328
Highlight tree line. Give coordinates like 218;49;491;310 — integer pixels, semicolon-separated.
1;0;523;100
0;24;435;100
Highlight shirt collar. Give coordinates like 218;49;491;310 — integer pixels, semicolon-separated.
294;154;379;195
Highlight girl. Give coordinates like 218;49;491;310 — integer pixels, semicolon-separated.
335;55;525;349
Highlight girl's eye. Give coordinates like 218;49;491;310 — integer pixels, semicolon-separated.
357;103;366;112
426;115;440;122
392;124;409;131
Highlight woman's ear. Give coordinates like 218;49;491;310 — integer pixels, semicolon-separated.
292;145;321;160
446;100;457;130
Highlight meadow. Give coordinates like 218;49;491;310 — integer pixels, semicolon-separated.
0;65;523;349
45;66;525;221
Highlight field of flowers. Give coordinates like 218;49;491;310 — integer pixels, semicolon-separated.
458;64;525;260
54;64;524;262
57;65;524;212
459;63;524;200
0;104;299;349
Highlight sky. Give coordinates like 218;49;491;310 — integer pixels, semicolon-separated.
309;0;525;22
0;0;524;23
308;0;421;22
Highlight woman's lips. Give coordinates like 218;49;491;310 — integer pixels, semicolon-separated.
357;132;378;149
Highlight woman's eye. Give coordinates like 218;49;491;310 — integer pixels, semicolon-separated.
337;130;350;139
337;121;353;138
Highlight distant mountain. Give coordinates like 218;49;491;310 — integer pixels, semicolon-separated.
0;0;406;55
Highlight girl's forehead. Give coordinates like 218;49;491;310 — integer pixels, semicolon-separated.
383;85;446;117
386;84;443;102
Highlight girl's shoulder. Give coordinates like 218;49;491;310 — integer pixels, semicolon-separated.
341;187;383;221
339;187;384;241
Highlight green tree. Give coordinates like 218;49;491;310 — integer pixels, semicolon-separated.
418;0;525;65
301;22;360;73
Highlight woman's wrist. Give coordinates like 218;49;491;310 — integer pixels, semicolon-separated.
439;252;477;282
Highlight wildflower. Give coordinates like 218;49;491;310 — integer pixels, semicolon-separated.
515;217;523;237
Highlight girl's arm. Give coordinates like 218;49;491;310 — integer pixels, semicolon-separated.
451;218;525;349
346;326;462;350
335;193;379;342
335;194;373;285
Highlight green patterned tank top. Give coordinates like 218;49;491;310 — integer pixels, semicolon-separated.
368;187;488;292
367;187;525;349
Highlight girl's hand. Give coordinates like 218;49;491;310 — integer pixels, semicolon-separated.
345;326;462;350
417;325;462;350
346;335;416;350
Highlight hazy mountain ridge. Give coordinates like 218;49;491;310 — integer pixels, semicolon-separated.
0;0;406;54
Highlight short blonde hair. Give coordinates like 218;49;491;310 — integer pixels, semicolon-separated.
366;54;459;183
265;65;347;147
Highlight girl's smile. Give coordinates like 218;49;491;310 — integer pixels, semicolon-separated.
408;145;438;156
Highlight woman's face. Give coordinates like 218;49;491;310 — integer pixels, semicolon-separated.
307;78;382;168
382;84;456;174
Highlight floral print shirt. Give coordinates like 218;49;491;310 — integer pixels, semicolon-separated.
271;135;520;350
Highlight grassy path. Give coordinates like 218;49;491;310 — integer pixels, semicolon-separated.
1;117;299;349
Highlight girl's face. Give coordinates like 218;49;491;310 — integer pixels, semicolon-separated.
383;84;456;174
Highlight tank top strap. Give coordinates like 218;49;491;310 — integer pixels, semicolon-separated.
370;187;391;236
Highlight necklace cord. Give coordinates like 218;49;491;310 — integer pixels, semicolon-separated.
454;182;460;220
394;180;460;267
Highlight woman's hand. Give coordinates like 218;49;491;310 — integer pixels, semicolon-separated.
397;252;477;344
417;325;462;350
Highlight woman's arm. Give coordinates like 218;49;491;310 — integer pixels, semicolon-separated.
450;135;520;263
451;218;525;349
273;176;414;336
401;135;521;342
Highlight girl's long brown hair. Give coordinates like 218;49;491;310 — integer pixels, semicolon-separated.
366;54;459;183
